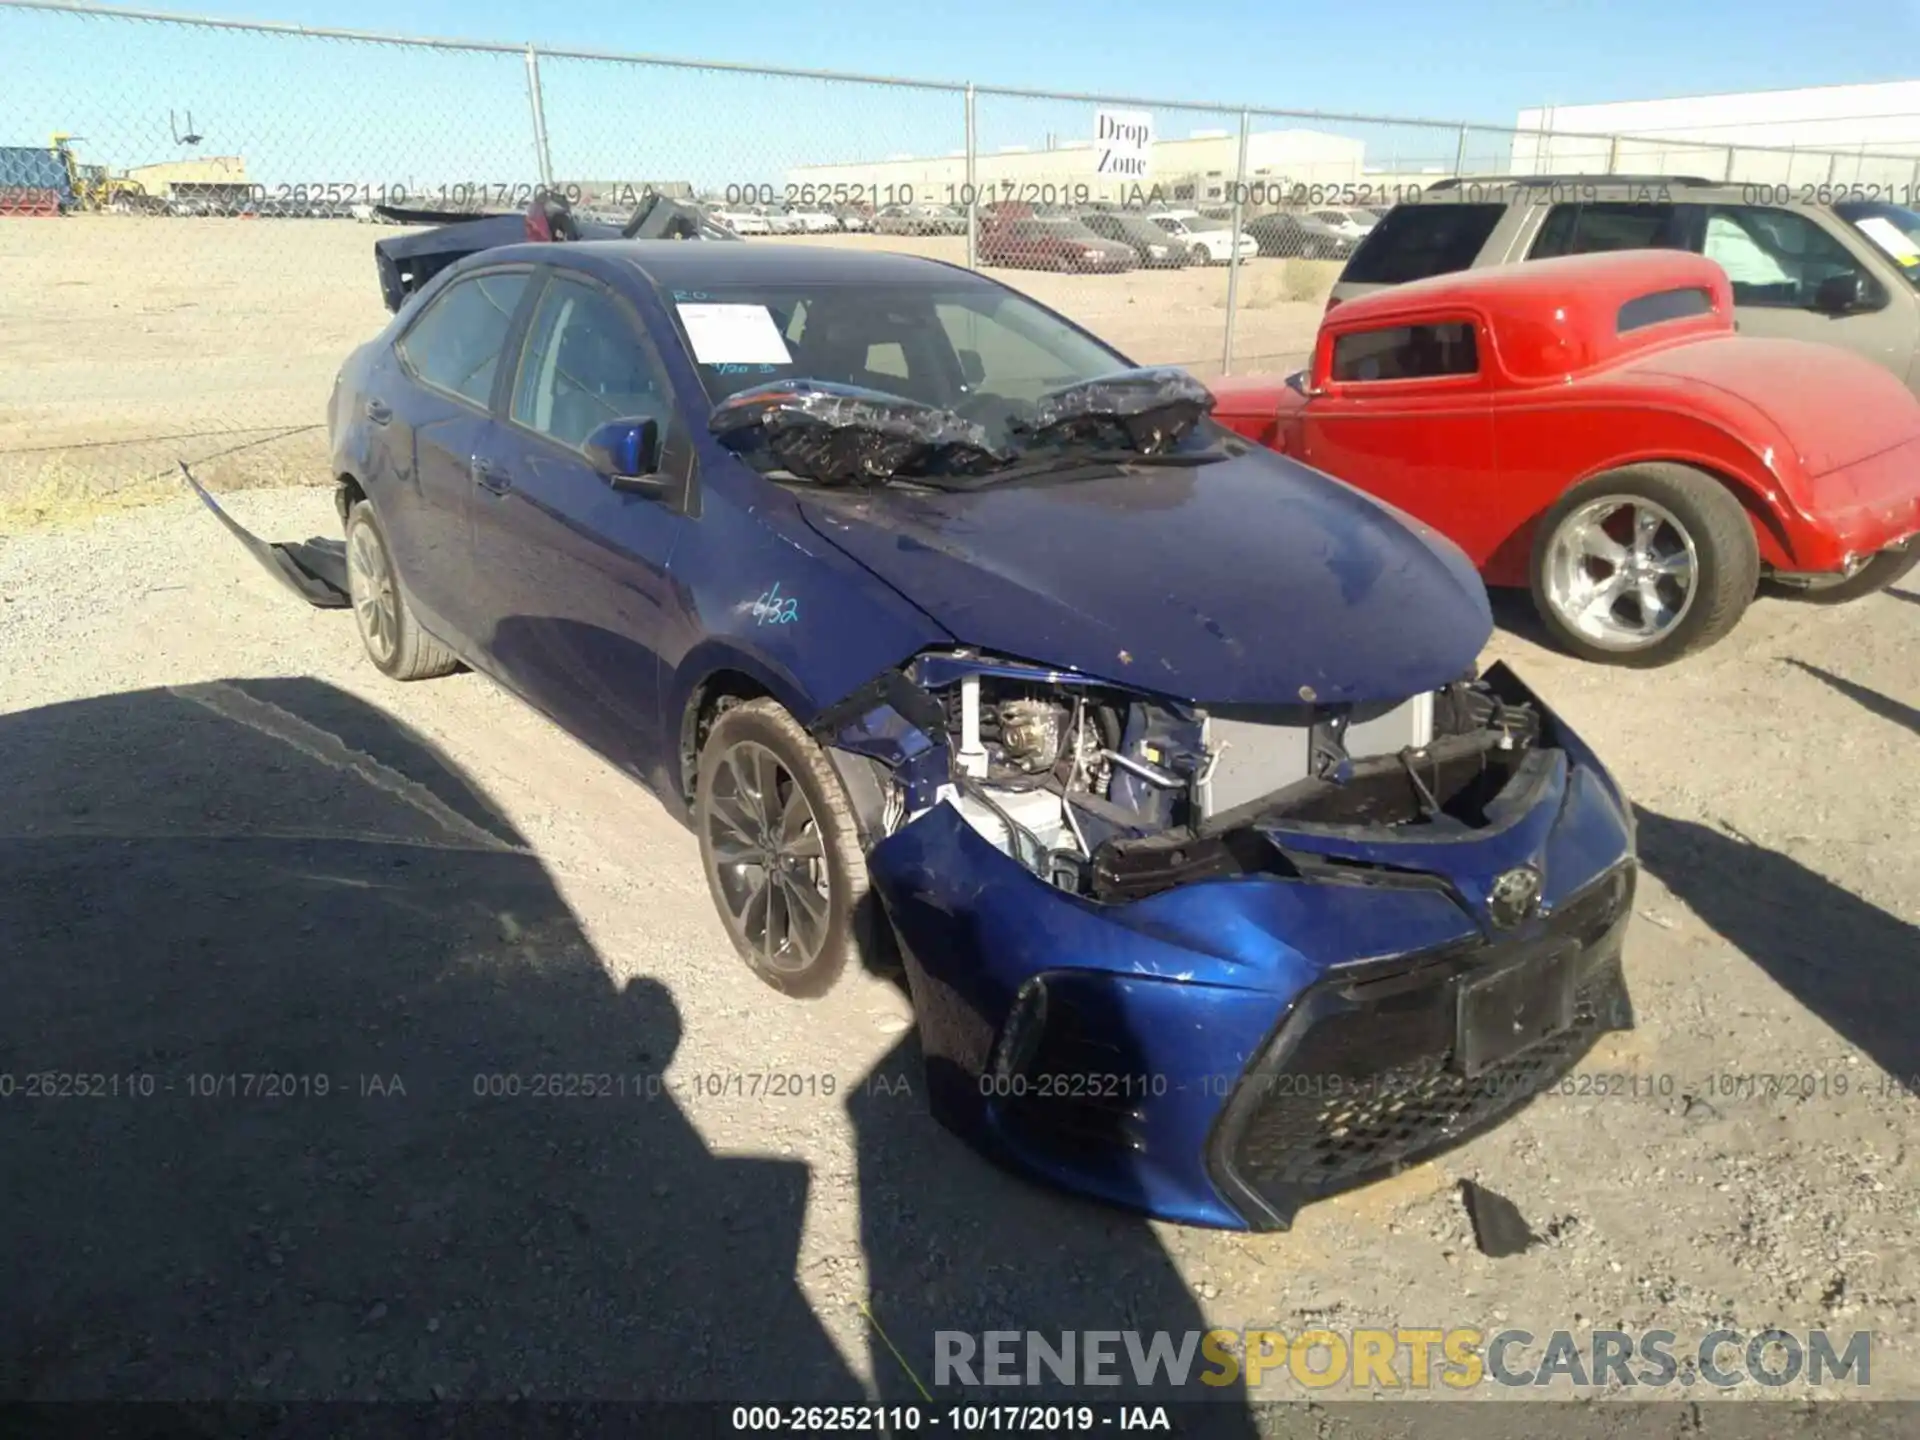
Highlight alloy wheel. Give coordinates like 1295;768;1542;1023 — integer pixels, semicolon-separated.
347;519;399;666
703;739;832;974
1543;495;1699;651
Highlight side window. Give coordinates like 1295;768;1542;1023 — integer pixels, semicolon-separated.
1529;203;1684;260
1701;206;1876;308
1331;322;1480;383
396;271;528;407
509;277;671;450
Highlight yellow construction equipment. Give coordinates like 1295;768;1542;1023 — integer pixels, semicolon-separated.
50;133;157;212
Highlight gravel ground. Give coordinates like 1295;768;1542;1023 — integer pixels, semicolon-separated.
1;486;1916;1426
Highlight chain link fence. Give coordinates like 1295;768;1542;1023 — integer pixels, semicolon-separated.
4;0;1919;510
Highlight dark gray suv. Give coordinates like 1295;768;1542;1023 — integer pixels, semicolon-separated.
1331;176;1920;396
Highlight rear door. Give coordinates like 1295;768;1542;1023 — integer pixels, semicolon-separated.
467;267;696;777
1295;313;1501;563
381;266;533;646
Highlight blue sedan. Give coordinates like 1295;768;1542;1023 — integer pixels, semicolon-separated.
199;235;1637;1230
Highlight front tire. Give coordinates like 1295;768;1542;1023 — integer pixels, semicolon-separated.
1530;464;1759;667
344;500;460;680
695;699;872;998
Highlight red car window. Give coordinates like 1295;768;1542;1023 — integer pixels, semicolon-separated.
1330;322;1480;383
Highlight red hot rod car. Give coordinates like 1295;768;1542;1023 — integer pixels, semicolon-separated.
1210;251;1920;665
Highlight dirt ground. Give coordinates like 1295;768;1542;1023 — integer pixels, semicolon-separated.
1;483;1916;1424
2;210;1917;1428
0;216;1329;513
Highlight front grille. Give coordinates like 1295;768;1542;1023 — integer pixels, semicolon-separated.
1209;882;1634;1229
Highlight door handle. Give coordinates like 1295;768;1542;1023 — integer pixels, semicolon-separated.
364;398;392;425
471;456;511;495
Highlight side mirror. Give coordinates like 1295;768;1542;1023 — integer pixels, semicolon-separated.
1813;271;1875;315
583;417;666;494
1285;369;1321;399
957;349;986;388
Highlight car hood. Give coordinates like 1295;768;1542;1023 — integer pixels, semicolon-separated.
795;450;1490;706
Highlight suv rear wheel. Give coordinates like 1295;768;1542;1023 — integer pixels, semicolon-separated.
1531;464;1759;667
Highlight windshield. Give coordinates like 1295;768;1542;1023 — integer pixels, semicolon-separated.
1836;201;1920;289
665;281;1139;447
1032;218;1103;241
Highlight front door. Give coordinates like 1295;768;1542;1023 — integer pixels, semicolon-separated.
467;268;695;783
1296;315;1500;564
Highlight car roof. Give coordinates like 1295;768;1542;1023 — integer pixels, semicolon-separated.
1326;249;1727;326
1325;250;1736;381
479;239;991;290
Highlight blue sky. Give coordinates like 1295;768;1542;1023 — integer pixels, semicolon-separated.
2;0;1908;190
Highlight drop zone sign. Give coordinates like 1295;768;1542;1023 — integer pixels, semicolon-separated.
1095;109;1154;178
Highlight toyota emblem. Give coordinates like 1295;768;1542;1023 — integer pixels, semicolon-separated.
1488;866;1542;929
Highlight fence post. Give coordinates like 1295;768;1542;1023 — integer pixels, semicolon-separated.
964;83;977;270
1605;134;1620;174
1723;146;1736;182
1220;108;1251;378
1452;124;1468;177
1911;156;1920;196
524;43;554;189
1826;150;1840;184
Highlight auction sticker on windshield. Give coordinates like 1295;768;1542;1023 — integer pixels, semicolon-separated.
1855;216;1920;267
676;303;794;365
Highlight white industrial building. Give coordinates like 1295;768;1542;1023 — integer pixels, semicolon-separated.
1511;81;1920;186
786;127;1367;207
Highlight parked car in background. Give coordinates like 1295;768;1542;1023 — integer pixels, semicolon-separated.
194;221;1640;1231
1245;210;1359;261
873;202;956;236
833;205;870;232
1213;251;1920;665
709;208;770;235
978;214;1135;272
1333;176;1920;397
1310;207;1377;241
1077;209;1187;267
1148;209;1258;265
786;207;840;234
760;207;807;235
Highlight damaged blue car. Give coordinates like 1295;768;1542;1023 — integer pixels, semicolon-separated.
192;208;1637;1231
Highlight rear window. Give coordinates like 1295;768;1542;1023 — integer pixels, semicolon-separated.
1617;287;1715;333
1341;203;1504;284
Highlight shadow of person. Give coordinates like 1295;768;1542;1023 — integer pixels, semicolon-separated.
1633;805;1920;1084
0;677;858;1403
1784;658;1920;738
847;1033;1258;1436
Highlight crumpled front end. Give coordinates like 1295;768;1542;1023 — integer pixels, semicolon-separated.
839;658;1636;1230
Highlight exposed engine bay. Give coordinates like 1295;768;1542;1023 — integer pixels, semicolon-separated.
818;652;1548;904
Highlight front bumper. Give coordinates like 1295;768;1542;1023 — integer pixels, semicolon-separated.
866;670;1637;1230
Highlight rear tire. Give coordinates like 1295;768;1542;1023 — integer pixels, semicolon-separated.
1766;545;1918;605
695;699;876;999
344;501;460;681
1530;464;1759;667
1190;244;1211;266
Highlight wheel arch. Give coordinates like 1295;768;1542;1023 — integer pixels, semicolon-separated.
1484;449;1802;586
669;645;813;808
